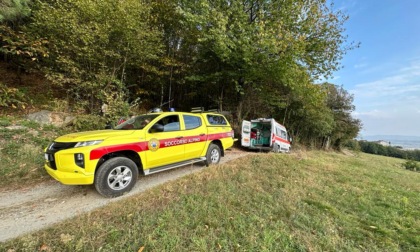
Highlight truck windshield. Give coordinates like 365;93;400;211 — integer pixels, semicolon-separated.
114;114;159;130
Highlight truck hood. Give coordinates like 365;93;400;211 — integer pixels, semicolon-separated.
55;129;138;142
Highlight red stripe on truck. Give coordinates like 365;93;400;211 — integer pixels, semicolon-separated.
89;132;232;160
90;142;149;160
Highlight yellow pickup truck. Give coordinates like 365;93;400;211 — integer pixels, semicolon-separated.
44;111;235;197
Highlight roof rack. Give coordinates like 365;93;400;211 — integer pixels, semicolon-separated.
191;107;220;113
191;107;204;113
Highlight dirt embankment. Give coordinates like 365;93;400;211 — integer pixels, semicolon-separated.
0;150;250;242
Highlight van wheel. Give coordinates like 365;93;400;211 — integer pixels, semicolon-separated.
94;157;138;198
206;143;221;166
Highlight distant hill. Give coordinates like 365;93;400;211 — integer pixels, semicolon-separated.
360;135;420;150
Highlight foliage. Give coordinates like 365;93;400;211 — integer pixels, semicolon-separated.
358;141;420;162
323;83;362;150
0;82;27;109
0;0;31;24
47;98;69;113
402;160;419;172
101;89;131;126
1;0;361;149
0;0;48;70
0;24;48;61
29;0;163;113
71;114;107;132
343;139;361;151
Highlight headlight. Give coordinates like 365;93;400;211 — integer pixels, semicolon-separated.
74;140;103;148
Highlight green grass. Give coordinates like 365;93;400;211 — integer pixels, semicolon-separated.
0;118;69;187
1;151;419;251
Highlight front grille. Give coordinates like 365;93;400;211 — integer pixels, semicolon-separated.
45;141;77;170
48;142;77;152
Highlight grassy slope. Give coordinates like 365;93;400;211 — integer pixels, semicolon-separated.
0;117;69;188
1;151;419;251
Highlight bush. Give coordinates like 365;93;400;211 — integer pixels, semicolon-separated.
343;139;360;151
0;82;27;109
101;89;131;124
72;114;107;132
402;160;419;172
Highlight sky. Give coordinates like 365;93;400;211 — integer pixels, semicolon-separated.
328;0;420;137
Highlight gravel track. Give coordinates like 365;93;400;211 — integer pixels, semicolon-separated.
0;150;249;242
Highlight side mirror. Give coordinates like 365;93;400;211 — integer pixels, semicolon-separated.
150;123;164;133
289;137;293;143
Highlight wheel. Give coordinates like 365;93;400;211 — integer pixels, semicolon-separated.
273;144;281;153
206;143;221;166
94;157;139;198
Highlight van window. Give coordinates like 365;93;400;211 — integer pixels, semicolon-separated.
206;115;227;125
275;127;281;136
183;115;202;130
281;130;287;139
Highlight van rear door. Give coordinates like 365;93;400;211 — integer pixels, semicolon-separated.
241;120;251;147
270;119;275;148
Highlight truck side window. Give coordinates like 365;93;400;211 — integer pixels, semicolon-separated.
207;115;227;125
183;115;202;130
154;115;180;132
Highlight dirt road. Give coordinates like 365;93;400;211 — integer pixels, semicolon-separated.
0;150;250;242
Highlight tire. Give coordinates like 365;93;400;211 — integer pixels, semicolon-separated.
273;144;281;153
94;157;139;198
206;143;221;166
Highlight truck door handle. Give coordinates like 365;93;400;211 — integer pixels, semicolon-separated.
176;136;183;139
199;133;205;136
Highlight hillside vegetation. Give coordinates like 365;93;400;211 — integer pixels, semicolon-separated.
1;0;361;149
1;151;418;251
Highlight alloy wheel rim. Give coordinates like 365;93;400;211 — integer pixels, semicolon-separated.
107;166;132;190
210;149;219;163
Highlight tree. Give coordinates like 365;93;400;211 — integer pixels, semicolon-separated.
28;0;163;113
0;0;48;91
323;83;361;150
0;0;31;25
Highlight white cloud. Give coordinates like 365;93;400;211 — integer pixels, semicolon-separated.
352;59;420;101
355;109;420;136
350;58;420;136
352;109;391;119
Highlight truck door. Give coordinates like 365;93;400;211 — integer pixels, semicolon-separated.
241;120;251;147
144;114;185;168
183;114;207;158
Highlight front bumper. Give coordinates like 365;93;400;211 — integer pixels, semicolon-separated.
45;164;94;185
44;146;98;185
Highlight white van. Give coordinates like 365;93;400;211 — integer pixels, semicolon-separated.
241;118;291;153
